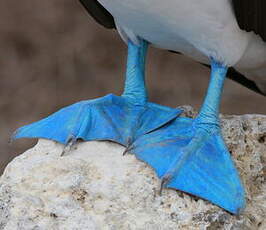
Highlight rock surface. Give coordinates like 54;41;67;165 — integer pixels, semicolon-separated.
0;110;266;230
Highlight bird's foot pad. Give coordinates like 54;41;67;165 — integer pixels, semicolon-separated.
13;94;182;149
133;117;245;214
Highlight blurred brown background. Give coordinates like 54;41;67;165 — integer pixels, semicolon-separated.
0;0;265;172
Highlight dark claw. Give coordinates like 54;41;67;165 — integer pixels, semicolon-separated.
122;147;129;156
123;138;133;155
122;145;133;156
8;137;13;145
10;130;18;144
159;174;172;195
61;136;77;156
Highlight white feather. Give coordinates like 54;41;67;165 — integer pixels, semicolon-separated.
98;0;266;93
115;20;140;45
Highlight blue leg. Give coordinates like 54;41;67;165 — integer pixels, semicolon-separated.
13;40;181;152
132;60;245;214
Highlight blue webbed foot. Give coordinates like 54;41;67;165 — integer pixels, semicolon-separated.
13;94;181;150
132;117;245;214
130;60;245;214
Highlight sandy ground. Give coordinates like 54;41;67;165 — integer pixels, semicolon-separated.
0;0;265;172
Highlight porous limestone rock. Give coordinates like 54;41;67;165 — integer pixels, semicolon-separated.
0;110;265;230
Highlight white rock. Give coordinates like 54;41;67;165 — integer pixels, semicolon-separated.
0;112;265;230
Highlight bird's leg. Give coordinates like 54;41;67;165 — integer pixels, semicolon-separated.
194;60;227;133
13;39;181;154
122;40;148;104
132;59;245;214
159;61;227;183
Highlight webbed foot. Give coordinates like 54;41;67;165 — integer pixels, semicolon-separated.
13;94;181;151
132;60;245;214
133;111;245;214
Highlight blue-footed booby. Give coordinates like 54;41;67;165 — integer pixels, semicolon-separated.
14;0;266;214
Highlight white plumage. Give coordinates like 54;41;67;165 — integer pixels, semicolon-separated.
98;0;266;92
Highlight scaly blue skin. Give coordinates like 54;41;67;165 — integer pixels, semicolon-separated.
13;39;245;214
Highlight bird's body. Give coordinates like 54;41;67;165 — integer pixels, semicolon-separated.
98;0;266;92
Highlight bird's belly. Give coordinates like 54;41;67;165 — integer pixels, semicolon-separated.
98;0;250;66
